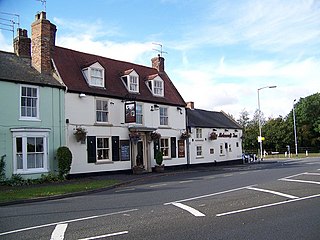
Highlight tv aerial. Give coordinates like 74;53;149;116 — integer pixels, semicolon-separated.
152;43;168;57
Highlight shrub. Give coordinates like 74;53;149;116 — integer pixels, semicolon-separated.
0;155;6;183
155;151;163;166
56;146;73;178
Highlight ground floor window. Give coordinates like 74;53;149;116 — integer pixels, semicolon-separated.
12;129;49;174
160;138;170;158
97;137;110;161
196;145;203;157
220;144;223;155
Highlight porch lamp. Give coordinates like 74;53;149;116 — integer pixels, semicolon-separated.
293;99;298;156
257;85;277;161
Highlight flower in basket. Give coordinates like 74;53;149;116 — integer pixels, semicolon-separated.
74;126;87;142
180;130;191;140
150;131;161;141
209;132;218;141
129;132;141;143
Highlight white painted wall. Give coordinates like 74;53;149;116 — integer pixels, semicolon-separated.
189;127;243;165
65;93;187;174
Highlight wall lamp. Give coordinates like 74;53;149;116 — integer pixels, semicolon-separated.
177;107;183;114
79;93;86;98
151;104;159;111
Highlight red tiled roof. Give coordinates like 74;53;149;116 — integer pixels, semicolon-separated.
52;46;186;106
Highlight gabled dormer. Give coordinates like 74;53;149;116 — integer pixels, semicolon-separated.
121;69;139;93
147;74;164;97
82;62;105;88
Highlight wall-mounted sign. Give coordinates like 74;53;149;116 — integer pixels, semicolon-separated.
178;140;185;158
218;133;238;138
120;140;130;161
125;102;136;123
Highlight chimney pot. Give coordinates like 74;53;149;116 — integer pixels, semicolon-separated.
151;55;165;72
186;101;195;110
14;28;31;58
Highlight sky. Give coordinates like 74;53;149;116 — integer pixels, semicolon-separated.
1;0;319;120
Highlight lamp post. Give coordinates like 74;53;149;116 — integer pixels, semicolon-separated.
293;99;298;156
257;85;277;161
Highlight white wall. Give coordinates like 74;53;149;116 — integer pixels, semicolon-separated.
65;93;187;174
189;127;243;165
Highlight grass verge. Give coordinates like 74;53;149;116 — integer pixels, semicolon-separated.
0;179;119;204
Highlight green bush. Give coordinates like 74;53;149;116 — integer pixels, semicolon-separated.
0;155;6;182
155;151;163;166
56;146;73;178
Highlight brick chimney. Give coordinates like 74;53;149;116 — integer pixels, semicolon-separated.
31;11;57;74
186;101;194;110
151;54;165;72
13;28;31;58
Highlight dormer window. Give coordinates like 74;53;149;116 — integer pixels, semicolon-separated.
122;69;139;93
147;74;164;97
82;62;105;88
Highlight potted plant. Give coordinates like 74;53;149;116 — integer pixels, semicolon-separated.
74;126;87;143
150;131;161;141
154;150;164;173
180;130;191;140
129;132;141;144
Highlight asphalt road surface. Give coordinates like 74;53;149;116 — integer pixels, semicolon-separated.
1;157;320;239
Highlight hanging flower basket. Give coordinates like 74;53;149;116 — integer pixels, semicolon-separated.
180;131;191;140
150;131;161;141
74;126;87;143
129;132;141;144
209;132;218;141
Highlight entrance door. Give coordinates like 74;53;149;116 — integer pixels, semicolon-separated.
136;140;144;167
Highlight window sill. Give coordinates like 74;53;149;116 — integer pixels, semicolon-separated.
195;139;204;142
19;117;41;122
196;156;204;159
158;126;171;129
15;169;48;175
94;122;113;126
96;160;113;164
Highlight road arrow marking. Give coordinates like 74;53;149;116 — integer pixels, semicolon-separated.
170;202;205;217
50;224;68;240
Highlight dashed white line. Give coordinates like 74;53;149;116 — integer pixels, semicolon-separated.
78;231;128;240
216;193;320;217
170;202;205;217
280;178;320;185
179;180;194;184
246;186;299;199
50;224;68;240
149;183;167;188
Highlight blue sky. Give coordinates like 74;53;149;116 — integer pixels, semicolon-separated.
1;0;319;120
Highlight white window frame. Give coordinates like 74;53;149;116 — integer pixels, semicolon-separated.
160;138;170;159
12;129;49;174
148;76;164;97
195;128;202;139
136;103;143;124
96;137;111;162
220;144;224;155
159;107;168;126
196;145;203;158
82;62;105;88
96;99;109;123
129;75;139;93
20;85;40;121
229;144;232;152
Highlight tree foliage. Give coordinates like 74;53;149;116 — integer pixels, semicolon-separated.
237;92;320;154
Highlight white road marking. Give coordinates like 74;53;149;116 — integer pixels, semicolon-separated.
115;188;136;193
0;209;138;237
223;174;233;177
280;178;320;185
50;224;68;240
164;185;255;205
179;180;194;184
304;172;320;176
280;172;306;179
170;202;205;217
246;186;299;199
78;231;128;240
149;183;167;188
216;193;320;217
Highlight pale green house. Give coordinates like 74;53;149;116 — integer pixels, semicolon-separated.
0;50;65;179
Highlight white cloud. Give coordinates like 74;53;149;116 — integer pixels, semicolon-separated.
0;31;13;52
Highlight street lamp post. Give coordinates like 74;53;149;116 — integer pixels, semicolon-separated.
257;85;277;161
293;99;298;156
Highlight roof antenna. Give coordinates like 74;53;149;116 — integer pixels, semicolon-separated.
152;42;168;57
37;0;47;12
0;12;20;40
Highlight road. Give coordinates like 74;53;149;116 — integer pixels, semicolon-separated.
1;157;320;239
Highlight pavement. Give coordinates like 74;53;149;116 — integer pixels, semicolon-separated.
1;159;279;206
